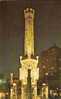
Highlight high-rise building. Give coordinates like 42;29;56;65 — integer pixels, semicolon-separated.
39;44;61;89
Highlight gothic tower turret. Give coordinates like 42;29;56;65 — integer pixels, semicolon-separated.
24;8;34;58
19;8;39;99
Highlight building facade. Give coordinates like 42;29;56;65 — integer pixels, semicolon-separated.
39;44;61;91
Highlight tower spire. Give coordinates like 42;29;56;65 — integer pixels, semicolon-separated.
24;8;35;58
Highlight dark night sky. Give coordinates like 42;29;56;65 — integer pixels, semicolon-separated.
0;0;61;74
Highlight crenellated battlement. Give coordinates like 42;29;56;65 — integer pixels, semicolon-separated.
24;8;34;19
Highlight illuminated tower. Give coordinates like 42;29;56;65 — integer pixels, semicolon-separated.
19;8;39;99
24;8;34;58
